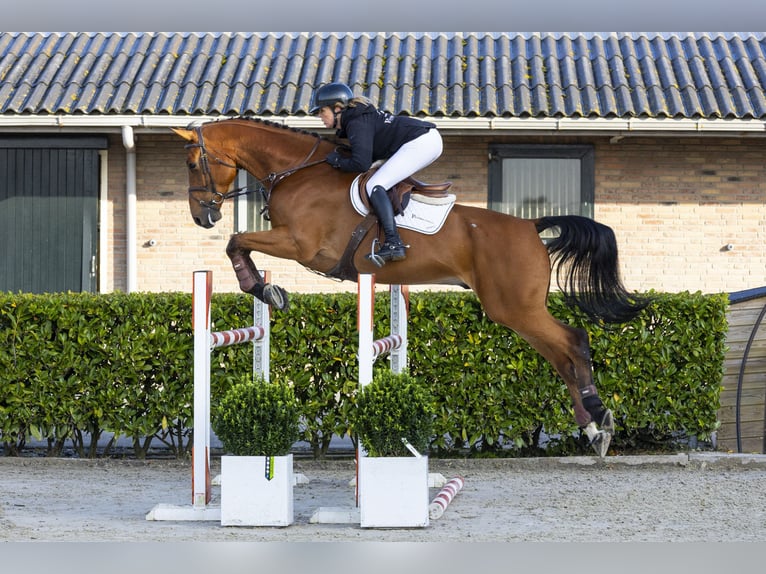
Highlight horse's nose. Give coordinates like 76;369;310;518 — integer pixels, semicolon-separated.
193;215;213;229
193;207;221;228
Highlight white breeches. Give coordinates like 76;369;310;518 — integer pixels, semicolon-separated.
365;129;443;196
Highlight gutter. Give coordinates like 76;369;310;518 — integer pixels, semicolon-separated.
121;125;137;293
0;115;764;137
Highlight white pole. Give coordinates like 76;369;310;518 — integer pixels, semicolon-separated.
192;270;212;508
356;273;375;505
253;270;270;382
358;274;375;387
122;126;137;292
389;283;408;374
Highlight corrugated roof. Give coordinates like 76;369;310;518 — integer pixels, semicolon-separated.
1;32;765;120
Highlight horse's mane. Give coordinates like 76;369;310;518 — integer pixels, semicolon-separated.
189;116;328;142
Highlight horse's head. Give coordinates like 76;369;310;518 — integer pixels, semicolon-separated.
172;126;239;229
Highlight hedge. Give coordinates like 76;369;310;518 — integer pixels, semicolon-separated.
0;289;728;458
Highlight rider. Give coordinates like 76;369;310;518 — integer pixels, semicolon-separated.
310;82;443;264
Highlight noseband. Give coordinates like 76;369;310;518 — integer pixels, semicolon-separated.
185;124;326;215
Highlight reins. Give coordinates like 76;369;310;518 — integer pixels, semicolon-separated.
187;124;325;216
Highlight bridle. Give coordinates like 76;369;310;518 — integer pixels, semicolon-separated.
184;126;237;208
185;124;326;216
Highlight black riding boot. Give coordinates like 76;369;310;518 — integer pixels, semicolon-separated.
368;185;407;263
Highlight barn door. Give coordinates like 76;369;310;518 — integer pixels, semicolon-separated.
0;136;106;293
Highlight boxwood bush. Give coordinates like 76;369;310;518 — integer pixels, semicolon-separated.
212;373;299;456
351;370;435;457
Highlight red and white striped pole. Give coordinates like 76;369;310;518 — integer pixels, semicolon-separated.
429;476;465;519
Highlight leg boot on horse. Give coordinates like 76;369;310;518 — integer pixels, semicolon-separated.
580;385;615;457
227;242;289;311
366;185;407;266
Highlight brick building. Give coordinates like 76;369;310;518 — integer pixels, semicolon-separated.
1;32;765;296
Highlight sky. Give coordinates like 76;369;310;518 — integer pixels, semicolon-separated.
5;0;763;32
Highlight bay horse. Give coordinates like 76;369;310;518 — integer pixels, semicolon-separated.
173;117;649;457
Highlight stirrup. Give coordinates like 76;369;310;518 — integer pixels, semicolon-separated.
366;239;386;268
365;238;407;267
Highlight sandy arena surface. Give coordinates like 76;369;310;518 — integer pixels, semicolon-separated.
2;452;766;543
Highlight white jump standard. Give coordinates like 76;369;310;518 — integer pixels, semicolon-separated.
146;270;270;522
312;273;428;527
357;273;408;386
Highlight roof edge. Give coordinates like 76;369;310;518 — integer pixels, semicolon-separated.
0;115;764;136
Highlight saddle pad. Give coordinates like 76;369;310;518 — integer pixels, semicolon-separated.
350;175;456;235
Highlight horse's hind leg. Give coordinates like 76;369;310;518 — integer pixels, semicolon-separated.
517;314;614;456
468;226;613;455
481;289;613;456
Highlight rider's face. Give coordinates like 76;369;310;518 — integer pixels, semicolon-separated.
317;105;340;129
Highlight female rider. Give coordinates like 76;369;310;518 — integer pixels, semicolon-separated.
310;82;443;265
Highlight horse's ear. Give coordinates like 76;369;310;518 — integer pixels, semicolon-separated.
171;127;196;142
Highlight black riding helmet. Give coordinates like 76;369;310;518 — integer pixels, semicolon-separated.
309;82;354;114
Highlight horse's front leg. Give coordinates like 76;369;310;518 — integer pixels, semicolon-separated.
226;231;294;310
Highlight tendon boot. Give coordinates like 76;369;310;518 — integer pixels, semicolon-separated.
367;185;407;265
581;384;613;433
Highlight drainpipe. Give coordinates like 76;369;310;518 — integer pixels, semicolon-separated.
122;125;137;292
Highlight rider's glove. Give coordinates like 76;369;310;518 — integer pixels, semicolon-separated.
325;151;342;168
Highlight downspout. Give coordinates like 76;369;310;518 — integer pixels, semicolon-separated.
122;125;137;292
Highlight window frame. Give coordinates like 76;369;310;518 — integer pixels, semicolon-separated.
487;144;595;220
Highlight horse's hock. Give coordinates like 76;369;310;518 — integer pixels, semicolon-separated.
719;288;766;453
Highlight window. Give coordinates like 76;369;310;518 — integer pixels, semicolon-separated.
234;171;271;233
488;145;594;236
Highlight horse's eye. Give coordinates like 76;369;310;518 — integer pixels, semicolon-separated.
188;162;197;170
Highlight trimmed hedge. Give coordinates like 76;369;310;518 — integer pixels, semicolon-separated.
0;288;728;458
0;292;193;457
407;290;728;455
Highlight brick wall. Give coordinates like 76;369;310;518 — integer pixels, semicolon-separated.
107;132;766;295
593;136;766;294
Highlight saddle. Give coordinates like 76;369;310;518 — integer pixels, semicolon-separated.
356;162;452;215
325;162;453;282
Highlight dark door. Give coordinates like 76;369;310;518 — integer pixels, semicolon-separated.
0;136;106;293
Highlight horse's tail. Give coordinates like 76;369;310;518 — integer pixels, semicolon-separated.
535;215;650;324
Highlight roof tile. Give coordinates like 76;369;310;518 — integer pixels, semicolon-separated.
1;32;765;120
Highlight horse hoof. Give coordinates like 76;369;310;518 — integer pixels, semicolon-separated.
590;430;611;458
599;409;615;435
583;421;611;458
263;284;289;311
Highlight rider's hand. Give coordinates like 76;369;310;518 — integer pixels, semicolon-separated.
325;151;342;168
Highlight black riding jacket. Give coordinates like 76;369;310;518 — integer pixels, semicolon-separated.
333;103;435;173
